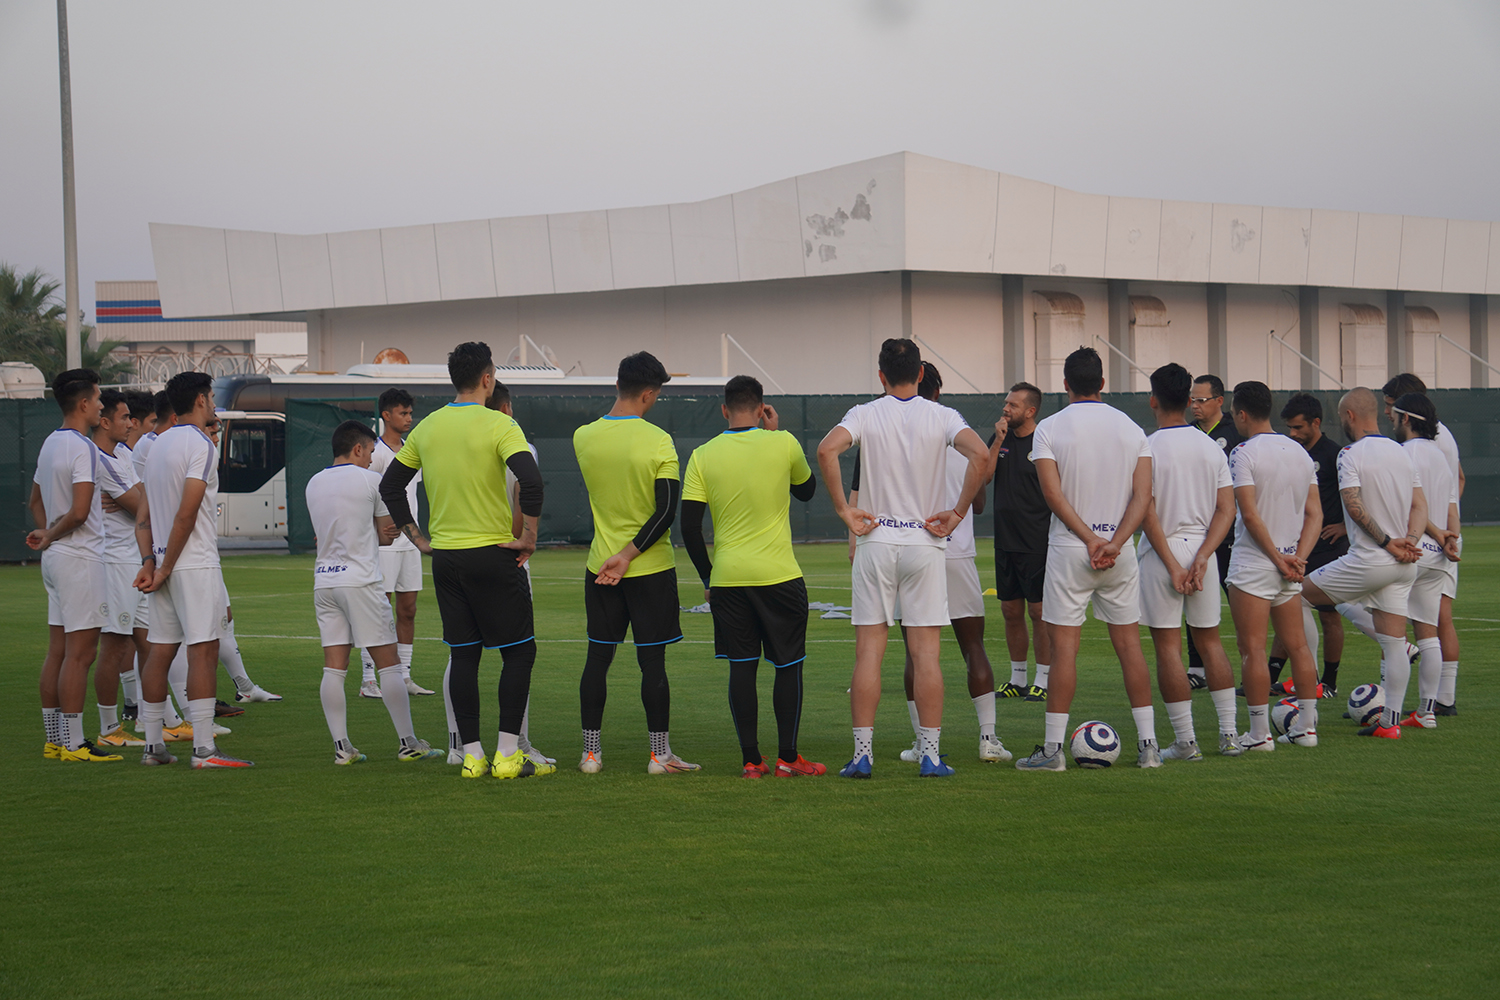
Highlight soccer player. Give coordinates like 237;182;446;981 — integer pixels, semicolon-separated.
573;352;697;775
816;338;988;778
1013;348;1159;771
135;371;253;768
1301;387;1424;739
27;368;119;762
1137;364;1237;759
379;342;550;780
1390;393;1460;729
1223;381;1323;751
360;387;433;699
307;420;443;764
1184;373;1242;688
131;390;175;480
988;381;1052;702
114;389;158;724
681;375;824;778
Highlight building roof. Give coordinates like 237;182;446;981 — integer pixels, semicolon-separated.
94;280;304;343
149;151;1500;318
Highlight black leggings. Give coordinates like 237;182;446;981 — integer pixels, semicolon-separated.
580;641;670;732
447;639;536;743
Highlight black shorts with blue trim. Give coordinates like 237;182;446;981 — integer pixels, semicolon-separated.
711;577;808;667
432;545;534;649
584;568;682;647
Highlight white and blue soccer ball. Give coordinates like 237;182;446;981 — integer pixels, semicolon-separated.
1271;699;1300;736
1070;721;1121;769
1348;684;1384;726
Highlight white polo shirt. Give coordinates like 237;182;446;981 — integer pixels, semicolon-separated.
306;463;389;590
143;424;220;570
33;428;103;561
1404;435;1457;568
1145;424;1231;541
1337;434;1419;565
942;446;977;561
1031;400;1151;549
1229;433;1317;565
370;435;421;553
837;393;970;547
97;443;142;565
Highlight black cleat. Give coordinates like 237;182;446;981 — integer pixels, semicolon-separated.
1434;701;1457;717
214;699;245;718
122;702;138;722
1188;674;1208;691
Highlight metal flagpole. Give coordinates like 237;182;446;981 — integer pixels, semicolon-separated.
58;0;82;370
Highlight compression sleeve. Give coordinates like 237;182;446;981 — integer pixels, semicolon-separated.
379;460;419;528
791;470;817;502
505;449;544;517
680;499;713;587
630;477;679;554
850;451;861;492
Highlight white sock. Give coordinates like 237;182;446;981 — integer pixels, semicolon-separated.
1187;665;1206;679
1415;637;1442;713
1295;697;1318;733
168;650;189;717
188;697;215;754
1130;705;1157;745
519;696;532;748
973;692;996;738
42;706;60;745
63;712;84;751
462;740;485;760
1043;711;1068;750
442;656;458;748
1009;660;1028;686
1034;663;1051;690
141;700;165;747
1210;687;1238;734
162;695;183;727
320;668;349;745
852;726;873;760
360;648;377;684
121;668;138;706
1164;700;1194;745
1338;602;1380;643
1377;633;1410;728
98;703;119;733
378;665;415;741
1247;703;1270;740
220;619;254;694
496;731;520;756
1301;600;1320;662
1438;660;1459;704
918;725;941;765
398;643;414;681
905;699;921;738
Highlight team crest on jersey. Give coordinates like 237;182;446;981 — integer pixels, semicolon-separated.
1027;451;1034;461
1215;437;1228;449
220;614;230;631
99;603;109;617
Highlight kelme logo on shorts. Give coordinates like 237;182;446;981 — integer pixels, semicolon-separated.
1091;523;1118;534
877;516;925;530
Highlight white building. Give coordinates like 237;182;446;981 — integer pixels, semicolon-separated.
147;152;1500;395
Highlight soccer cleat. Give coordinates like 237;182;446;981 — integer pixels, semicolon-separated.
1434;701;1457;717
1318;683;1339;700
1136;740;1163;768
358;680;382;699
122;702;138;722
899;740;921;763
404;678;435;697
234;684;282;703
1218;732;1243;757
519;743;557;765
493;747;553;779
578;751;603;774
191;748;255;768
1235;733;1275;753
1406;642;1420;664
140;747;177;766
446;749;464;765
996;682;1027;699
647;752;701;774
214;699;244;718
460;753;489;778
1269;681;1291;697
213;723;232;736
1015;744;1066;771
1277;729;1319;747
162;723;194;742
919;755;956;777
59;741;124;763
742;760;772;779
43;742;64;759
397;739;444;762
1358;722;1401;739
978;736;1013;762
1187;673;1208;691
1161;739;1204;762
97;725;146;748
838;754;872;779
334;746;367;765
1022;685;1048;702
1399;712;1436;730
776;755;827;777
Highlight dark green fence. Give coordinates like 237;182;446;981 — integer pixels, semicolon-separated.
0;398;62;562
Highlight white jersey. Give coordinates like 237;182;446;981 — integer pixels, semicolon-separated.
1031;400;1151;549
1402;436;1454;569
837;393;970;547
32;428;104;561
1337;434;1419;566
370;436;421;552
1142;424;1231;549
1435;420;1461;516
97;442;142;565
131;430;157;481
306;463;389;590
143;424;220;570
942;447;976;560
1229;433;1317;565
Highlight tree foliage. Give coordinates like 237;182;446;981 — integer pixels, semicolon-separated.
0;263;135;384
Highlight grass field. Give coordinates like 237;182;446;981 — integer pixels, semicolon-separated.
3;536;1498;999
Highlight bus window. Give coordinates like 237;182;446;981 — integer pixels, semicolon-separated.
219;419;285;494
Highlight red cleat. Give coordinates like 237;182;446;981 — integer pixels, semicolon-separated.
1358;723;1401;739
741;760;772;779
775;755;827;777
1399;712;1436;729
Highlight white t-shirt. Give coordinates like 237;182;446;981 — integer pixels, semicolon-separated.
306;463;389;589
1337;434;1419;566
1435;420;1461;516
1143;424;1232;547
838;394;970;547
370;435;421;552
143;424;220;570
131;431;157;481
32;428;103;561
1403;436;1456;568
942;446;976;561
1229;433;1317;565
97;442;142;565
1031;400;1151;549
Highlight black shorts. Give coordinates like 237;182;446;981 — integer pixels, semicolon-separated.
431;546;533;649
584;568;682;647
711;578;808;668
1306;538;1350;574
995;549;1046;604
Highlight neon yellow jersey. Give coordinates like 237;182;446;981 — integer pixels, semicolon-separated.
393;403;530;549
682;428;811;587
574;415;680;577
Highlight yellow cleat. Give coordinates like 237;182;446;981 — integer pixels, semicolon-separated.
59;741;125;763
162;723;194;742
491;747;554;779
459;753;490;778
43;742;64;759
98;725;146;748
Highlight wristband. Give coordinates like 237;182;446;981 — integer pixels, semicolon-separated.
142;554;156;564
1379;533;1390;548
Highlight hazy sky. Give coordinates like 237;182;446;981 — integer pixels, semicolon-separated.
4;0;1499;315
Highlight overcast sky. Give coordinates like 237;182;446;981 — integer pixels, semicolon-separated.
4;0;1498;315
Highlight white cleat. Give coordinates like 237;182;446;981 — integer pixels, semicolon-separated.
1136;739;1163;768
213;722;232;736
520;743;557;765
579;751;603;773
358;680;382;699
979;736;1013;762
647;752;700;774
446;747;464;765
404;678;435;697
1235;732;1275;753
235;684;282;703
899;739;921;763
1276;728;1319;747
1161;739;1204;762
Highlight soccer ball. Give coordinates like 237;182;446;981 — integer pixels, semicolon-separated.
1347;683;1384;726
1070;721;1121;769
1270;699;1300;736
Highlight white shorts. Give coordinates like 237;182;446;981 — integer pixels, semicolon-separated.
41;550;108;633
1406;563;1447;627
379;546;424;593
1305;553;1416;617
314;584;397;648
1042;541;1141;628
148;566;225;646
102;562;142;636
134;590;150;629
852;542;947;627
1138;536;1221;629
1441;536;1460;599
945;558;985;620
1225;551;1301;607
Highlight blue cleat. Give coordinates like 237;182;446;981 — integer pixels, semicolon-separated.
838;754;872;779
919;754;955;777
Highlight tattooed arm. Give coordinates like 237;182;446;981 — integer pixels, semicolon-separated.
1341;485;1420;563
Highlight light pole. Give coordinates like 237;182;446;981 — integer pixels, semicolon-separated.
57;0;81;370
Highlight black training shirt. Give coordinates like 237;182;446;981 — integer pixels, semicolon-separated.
1305;432;1347;554
991;428;1049;554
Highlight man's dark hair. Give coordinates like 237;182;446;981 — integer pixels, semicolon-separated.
1148;363;1192;412
378;387;414;416
1193;374;1226;399
724;374;763;412
1393;392;1438;441
448;342;493;392
877;338;922;386
1280;392;1323;424
52;368;99;414
166;371;214;416
489;380;511;410
125;390;155;421
1382;373;1427;400
617;351;670;396
1009;381;1042;413
153;390;174;423
1062;347;1104;397
99;387;129;419
331;419;377;458
1231;380;1273;422
916;362;942;401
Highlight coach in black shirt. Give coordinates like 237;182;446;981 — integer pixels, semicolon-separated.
987;382;1051;701
1185;374;1242;684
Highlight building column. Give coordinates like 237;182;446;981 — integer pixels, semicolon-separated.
1299;286;1320;389
1206;283;1228;380
305;310;325;371
1387;289;1406;381
1000;274;1024;388
1107;279;1130;390
1471;293;1491;389
900;271;913;340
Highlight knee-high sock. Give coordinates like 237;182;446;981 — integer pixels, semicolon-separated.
398;643;413;681
1301;600;1319;664
168;648;189;716
1438;660;1459;705
188;697;215;754
1414;637;1442;713
494;640;536;755
727;660;760;765
1377;634;1410;728
141;700;165;749
973;690;997;739
121;665;138;707
447;643;483;745
360;648;377;684
580;641;616;732
219;619;254;694
773;662;804;763
1338;602;1380;643
442;655;457;747
320;667;349;745
637;643;670;734
378;665;414;741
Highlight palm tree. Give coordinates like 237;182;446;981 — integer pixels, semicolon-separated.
1;262;135;384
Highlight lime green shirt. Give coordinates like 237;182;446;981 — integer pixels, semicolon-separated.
682;428;811;587
394;402;531;549
573;415;679;577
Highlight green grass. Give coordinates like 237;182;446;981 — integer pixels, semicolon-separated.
3;536;1498;999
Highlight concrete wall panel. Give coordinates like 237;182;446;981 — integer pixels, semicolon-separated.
489;215;555;298
1258;206;1311;286
326;229;388;308
1157;201;1212;283
275;233;334;311
1352;213;1403;289
904;153;998;273
796;154;905;277
669;196;739;286
1441;219;1490;294
224;229;284;314
731;178;804;282
149;223;233;317
607;205;676;290
1397;216;1448;291
1210;204;1263;284
380;225;442;305
1488;223;1500;294
434;220;498;301
1104;197;1161;280
548;211;614;294
1307;209;1358;287
992;174;1055;275
908;272;1004;393
1048;188;1108;278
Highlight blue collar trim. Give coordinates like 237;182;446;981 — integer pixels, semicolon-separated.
603;415;640;421
447;402;477;407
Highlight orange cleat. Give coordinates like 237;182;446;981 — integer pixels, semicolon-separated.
741;760;772;779
1358;723;1401;739
775;755;828;777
